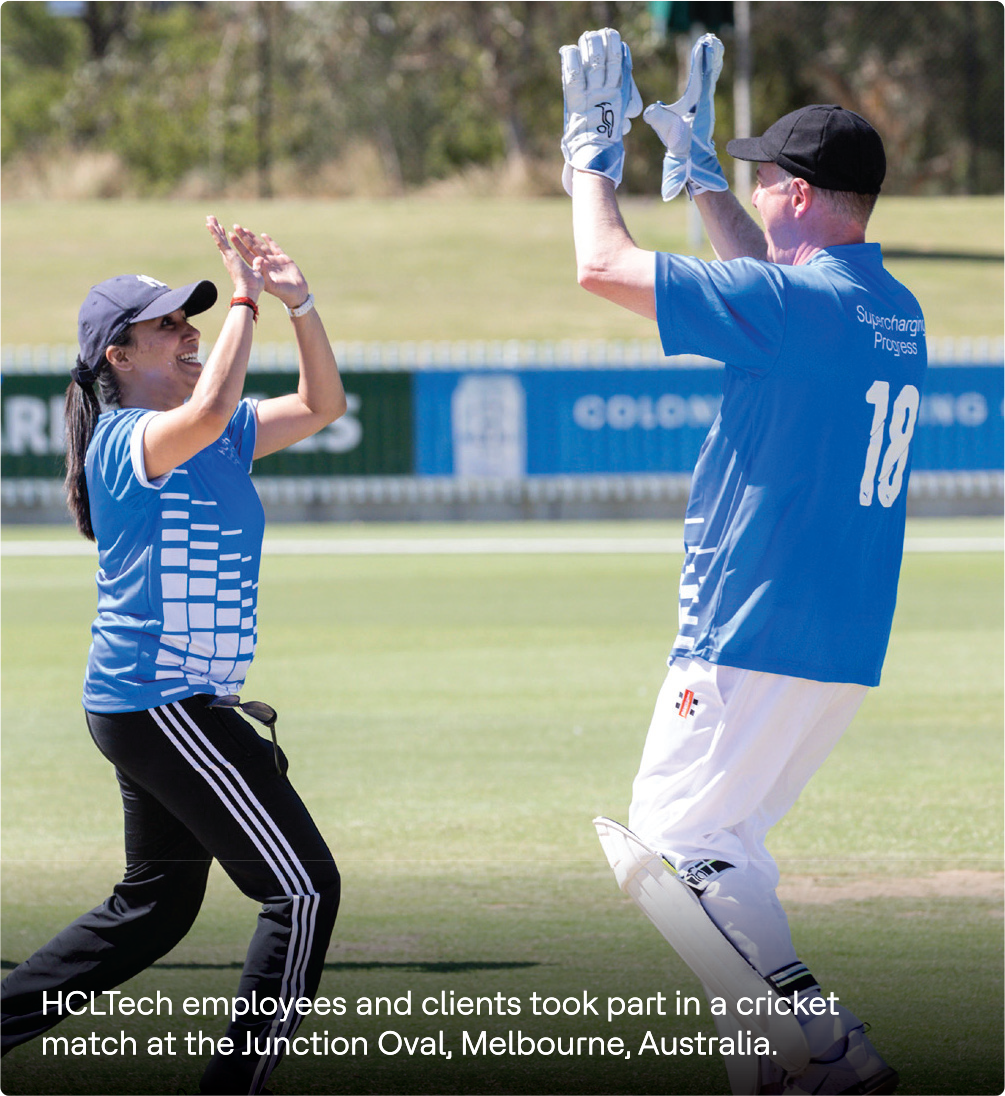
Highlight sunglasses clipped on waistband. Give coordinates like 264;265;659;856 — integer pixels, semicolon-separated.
209;694;283;775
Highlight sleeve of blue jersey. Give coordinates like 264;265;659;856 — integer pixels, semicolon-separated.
654;252;786;377
225;398;259;472
89;407;156;506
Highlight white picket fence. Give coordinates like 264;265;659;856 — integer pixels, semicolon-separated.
2;336;1003;373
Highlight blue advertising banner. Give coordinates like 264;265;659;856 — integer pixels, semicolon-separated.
415;364;1004;477
415;368;725;476
911;365;1004;471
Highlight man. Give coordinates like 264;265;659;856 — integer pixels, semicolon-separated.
561;29;926;1096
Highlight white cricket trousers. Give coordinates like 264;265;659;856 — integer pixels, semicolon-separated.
629;656;867;978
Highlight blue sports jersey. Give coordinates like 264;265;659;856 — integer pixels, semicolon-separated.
655;243;927;686
82;400;265;712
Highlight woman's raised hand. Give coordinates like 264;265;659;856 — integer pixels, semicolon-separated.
219;221;310;311
206;215;264;301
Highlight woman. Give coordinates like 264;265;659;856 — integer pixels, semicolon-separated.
1;217;345;1095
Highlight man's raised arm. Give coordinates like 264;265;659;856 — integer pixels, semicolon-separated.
571;171;656;319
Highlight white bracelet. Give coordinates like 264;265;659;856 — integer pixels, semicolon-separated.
286;293;315;318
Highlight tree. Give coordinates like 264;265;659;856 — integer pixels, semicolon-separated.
0;1;1000;196
79;0;130;60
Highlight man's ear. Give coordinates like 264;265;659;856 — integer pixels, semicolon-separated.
790;177;813;218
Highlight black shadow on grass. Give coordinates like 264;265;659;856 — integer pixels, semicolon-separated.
160;960;542;973
1;958;541;973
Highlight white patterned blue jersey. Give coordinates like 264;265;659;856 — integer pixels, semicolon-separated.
655;243;927;687
82;400;265;712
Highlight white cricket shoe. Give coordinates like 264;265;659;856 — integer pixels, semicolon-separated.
781;1025;898;1095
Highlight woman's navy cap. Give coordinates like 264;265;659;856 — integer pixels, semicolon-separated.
727;104;886;194
76;274;218;374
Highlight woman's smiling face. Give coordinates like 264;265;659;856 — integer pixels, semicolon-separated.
110;308;203;409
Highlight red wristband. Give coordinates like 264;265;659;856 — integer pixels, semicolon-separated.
230;296;259;322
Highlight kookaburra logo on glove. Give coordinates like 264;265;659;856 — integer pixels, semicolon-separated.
597;103;616;138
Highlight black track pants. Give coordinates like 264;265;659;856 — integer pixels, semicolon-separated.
0;694;341;1095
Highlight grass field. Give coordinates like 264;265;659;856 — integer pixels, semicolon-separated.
1;519;1001;1095
1;195;1002;347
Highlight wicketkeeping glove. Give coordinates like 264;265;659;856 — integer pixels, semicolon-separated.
643;33;728;201
560;28;643;196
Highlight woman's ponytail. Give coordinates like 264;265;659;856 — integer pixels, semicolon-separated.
63;340;126;541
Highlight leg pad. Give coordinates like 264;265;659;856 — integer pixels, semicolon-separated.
594;817;810;1074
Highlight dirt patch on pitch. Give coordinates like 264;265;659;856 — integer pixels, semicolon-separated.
778;869;1003;905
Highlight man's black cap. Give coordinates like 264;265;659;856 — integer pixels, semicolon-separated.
726;104;886;194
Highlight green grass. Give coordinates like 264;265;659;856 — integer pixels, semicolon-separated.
1;196;1001;348
1;521;1002;1094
